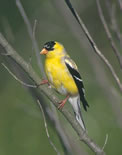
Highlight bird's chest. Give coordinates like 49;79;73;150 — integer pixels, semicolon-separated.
45;58;78;95
45;58;67;86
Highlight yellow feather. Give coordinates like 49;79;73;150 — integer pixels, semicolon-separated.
45;58;78;95
44;42;78;96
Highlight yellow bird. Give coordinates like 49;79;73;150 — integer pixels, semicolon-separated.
40;41;89;130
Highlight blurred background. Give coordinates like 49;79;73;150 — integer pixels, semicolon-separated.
0;0;122;154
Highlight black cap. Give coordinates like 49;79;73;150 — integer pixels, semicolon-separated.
43;41;56;51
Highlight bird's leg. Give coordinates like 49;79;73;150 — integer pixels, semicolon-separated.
40;79;49;85
37;79;49;87
58;95;70;109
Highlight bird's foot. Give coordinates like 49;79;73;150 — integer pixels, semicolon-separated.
37;79;49;87
58;95;69;109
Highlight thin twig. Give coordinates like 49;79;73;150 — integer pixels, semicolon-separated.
64;0;122;92
102;134;108;151
117;0;122;10
28;19;38;65
37;100;60;155
47;103;73;154
1;63;36;88
88;52;122;128
32;20;37;41
1;53;11;56
105;0;111;16
32;19;38;53
111;3;122;47
96;0;122;69
16;0;46;78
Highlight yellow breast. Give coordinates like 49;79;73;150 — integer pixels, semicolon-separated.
45;57;78;96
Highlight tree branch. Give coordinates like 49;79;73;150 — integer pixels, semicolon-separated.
16;0;46;78
96;0;122;69
117;0;122;10
37;100;60;155
106;0;122;47
111;4;122;47
1;63;36;88
0;33;105;154
64;0;122;92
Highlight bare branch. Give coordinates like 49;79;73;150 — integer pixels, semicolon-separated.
0;33;105;155
111;4;122;44
37;100;60;155
1;63;36;88
102;134;108;151
88;52;122;128
47;103;73;154
32;19;38;40
28;19;38;66
64;0;122;92
109;3;122;47
16;0;46;78
117;0;122;10
96;0;122;68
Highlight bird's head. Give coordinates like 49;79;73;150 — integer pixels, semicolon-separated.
40;41;66;58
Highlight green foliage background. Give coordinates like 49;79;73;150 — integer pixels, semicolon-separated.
0;0;122;154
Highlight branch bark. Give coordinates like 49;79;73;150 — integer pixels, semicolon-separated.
0;33;105;154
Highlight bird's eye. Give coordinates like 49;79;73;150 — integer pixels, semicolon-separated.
43;41;55;51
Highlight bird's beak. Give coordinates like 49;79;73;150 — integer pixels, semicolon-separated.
40;48;48;55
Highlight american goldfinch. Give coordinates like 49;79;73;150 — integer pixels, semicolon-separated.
40;41;89;130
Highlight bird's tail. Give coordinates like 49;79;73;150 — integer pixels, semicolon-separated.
68;96;86;131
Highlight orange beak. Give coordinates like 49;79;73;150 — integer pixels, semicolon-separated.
40;48;48;55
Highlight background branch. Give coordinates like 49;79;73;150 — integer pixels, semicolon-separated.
117;0;122;10
106;0;122;47
16;0;46;78
0;33;105;154
64;0;122;92
37;100;60;155
1;63;36;88
96;0;122;69
110;4;122;47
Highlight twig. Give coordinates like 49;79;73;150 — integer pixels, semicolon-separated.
88;52;122;128
105;0;111;16
117;0;122;10
16;0;46;78
25;86;73;154
111;3;122;47
47;103;73;154
102;134;108;151
37;100;60;155
28;19;38;65
0;33;105;155
32;19;37;41
64;0;122;92
32;19;38;57
1;63;36;88
96;0;122;69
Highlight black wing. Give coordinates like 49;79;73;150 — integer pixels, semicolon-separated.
65;58;89;111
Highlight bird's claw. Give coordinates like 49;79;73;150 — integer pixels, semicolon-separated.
58;100;66;109
37;79;49;88
58;95;69;110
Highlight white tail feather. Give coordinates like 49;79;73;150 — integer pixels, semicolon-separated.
68;96;86;131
